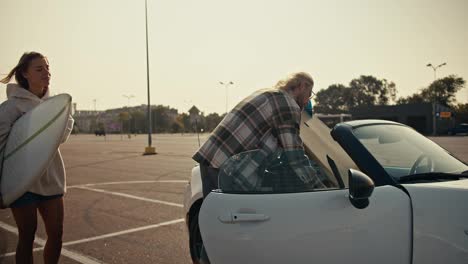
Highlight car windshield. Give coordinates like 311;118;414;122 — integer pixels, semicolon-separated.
353;124;468;180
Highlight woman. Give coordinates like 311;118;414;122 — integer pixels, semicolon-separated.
0;52;73;264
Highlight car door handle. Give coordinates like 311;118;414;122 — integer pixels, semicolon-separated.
218;213;270;223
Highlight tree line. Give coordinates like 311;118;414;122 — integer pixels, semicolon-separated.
111;106;225;134
93;74;467;134
313;75;467;123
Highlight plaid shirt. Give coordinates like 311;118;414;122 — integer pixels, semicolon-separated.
193;88;326;189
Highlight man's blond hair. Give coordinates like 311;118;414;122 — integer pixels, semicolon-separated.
275;72;314;92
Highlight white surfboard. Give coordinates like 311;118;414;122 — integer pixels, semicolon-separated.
1;94;72;207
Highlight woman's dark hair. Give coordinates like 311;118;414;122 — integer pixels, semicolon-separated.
0;52;46;90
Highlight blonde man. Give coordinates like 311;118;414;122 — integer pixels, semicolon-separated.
193;72;326;197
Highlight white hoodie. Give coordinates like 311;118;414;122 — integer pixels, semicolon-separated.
0;83;73;197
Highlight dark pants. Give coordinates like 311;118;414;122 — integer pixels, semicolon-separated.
198;164;220;264
199;165;220;198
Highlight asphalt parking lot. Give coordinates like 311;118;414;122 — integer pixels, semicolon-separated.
0;133;207;264
0;133;467;264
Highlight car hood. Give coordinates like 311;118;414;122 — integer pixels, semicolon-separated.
403;179;468;264
404;177;468;190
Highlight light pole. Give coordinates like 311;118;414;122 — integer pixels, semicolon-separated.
426;62;447;136
93;99;97;112
144;0;156;155
220;81;234;114
122;94;135;136
122;94;135;108
426;63;446;80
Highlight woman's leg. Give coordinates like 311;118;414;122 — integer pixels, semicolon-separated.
11;204;38;264
38;197;64;264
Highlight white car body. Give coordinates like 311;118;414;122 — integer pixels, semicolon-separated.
184;114;468;264
404;180;468;263
183;166;203;221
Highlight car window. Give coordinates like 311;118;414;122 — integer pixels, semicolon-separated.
357;132;423;172
354;124;467;178
218;149;338;194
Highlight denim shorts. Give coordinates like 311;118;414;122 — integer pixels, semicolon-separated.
10;192;63;208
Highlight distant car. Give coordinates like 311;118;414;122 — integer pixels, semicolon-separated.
184;114;468;264
448;123;468;135
94;129;106;136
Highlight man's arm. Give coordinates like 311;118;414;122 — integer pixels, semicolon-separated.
273;108;326;189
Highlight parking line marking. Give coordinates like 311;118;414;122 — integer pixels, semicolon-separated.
0;221;104;264
76;186;183;207
68;180;188;189
63;218;184;246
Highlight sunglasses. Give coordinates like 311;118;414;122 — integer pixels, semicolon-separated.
309;90;316;99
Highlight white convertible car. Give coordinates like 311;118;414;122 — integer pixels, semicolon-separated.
184;113;468;264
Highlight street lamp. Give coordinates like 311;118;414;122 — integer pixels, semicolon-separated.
220;81;234;114
144;0;156;155
426;62;447;136
92;99;97;112
426;62;446;80
122;94;135;107
122;94;135;136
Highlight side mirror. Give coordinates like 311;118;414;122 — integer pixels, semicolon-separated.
348;169;375;209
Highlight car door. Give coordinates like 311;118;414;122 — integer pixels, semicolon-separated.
199;185;412;264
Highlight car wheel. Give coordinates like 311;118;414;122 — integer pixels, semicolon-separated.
189;209;204;264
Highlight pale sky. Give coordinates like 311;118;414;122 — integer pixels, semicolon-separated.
1;0;467;114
